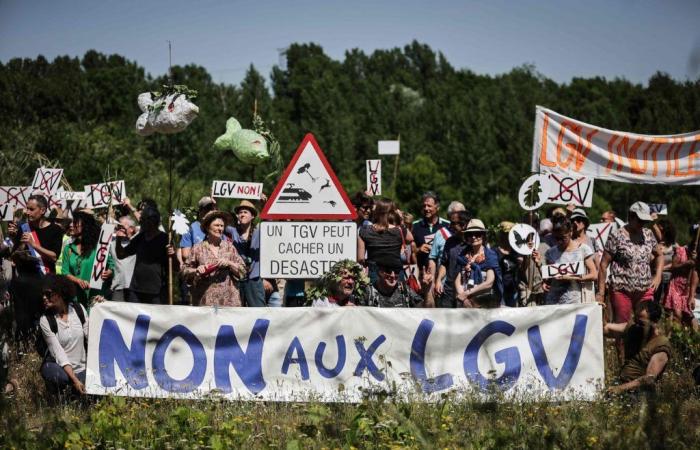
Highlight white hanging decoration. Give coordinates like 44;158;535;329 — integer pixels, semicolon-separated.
171;209;190;235
135;86;199;136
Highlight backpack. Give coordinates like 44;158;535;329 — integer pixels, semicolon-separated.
35;303;87;363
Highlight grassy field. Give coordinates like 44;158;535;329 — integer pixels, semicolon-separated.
1;323;699;449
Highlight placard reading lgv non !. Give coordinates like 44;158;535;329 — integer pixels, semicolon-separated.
260;222;357;278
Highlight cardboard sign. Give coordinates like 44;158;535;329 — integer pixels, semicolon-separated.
0;203;14;221
84;181;126;208
545;174;594;208
0;186;32;209
378;140;400;155
366;160;381;196
89;224;116;290
532;106;700;185
260;221;357;278
55;190;87;201
86;302;605;402
509;223;540;256
211;180;263;200
31;168;63;195
518;174;550;211
586;222;617;250
542;261;585;279
261;134;356;220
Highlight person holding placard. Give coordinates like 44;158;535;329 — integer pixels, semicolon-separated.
357;198;403;284
542;216;597;305
60;211;114;307
181;211;246;307
7;195;64;342
116;207;174;304
454;219;502;308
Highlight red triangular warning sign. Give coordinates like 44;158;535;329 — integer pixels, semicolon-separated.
261;134;357;220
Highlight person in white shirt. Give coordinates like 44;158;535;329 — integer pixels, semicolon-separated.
39;274;88;395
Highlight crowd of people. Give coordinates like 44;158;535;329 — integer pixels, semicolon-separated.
1;190;699;397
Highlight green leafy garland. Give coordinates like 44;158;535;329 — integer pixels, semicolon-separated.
305;259;370;304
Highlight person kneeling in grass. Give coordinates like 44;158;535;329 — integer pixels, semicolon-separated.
39;274;88;396
604;301;671;394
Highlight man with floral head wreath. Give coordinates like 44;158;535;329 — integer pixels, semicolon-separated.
307;260;369;308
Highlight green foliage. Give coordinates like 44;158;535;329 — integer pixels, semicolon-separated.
0;45;699;238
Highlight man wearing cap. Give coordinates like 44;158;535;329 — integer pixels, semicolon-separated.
360;255;423;308
598;202;664;343
228;200;267;307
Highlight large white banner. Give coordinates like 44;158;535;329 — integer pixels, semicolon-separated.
86;303;604;402
531;106;700;185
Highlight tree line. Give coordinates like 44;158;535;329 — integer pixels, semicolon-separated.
1;41;699;241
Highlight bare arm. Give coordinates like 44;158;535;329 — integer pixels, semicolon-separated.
357;236;366;265
650;244;664;291
435;263;447;295
603;321;627;338
596;251;612;301
608;352;668;394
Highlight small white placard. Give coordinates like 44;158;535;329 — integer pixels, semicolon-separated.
378;140;400;155
211;180;263;200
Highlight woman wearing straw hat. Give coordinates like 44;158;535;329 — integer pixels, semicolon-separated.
181;210;246;307
454;219;503;308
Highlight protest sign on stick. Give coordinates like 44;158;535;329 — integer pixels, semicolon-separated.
0;186;32;209
648;203;668;216
545;174;594;207
211;180;263;200
89;224;116;290
586;222;616;250
84;181;126;209
31;168;63;195
542;260;585;279
0;204;14;221
518;175;550;211
366;160;381;196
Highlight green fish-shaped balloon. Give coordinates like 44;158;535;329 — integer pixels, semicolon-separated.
214;117;270;165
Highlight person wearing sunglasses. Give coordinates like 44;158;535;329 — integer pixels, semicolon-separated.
543;216;598;305
360;255;423;308
38;274;88;396
454;219;502;308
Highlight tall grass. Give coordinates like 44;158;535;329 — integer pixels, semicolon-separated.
1;325;698;449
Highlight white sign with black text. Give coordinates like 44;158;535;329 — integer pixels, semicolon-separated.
84;181;126;209
31;167;64;195
89;224;116;290
545;174;594;208
366;160;381;196
542;261;585;279
211;180;263;200
260;221;357;278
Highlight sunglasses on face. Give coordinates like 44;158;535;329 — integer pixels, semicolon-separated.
379;267;400;275
42;290;54;298
465;233;484;239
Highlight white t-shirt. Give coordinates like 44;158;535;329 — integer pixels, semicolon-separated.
544;243;594;305
39;304;89;372
110;239;136;291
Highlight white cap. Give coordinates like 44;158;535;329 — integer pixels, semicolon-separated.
629;201;653;222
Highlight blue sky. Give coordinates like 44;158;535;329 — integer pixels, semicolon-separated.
1;0;698;86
